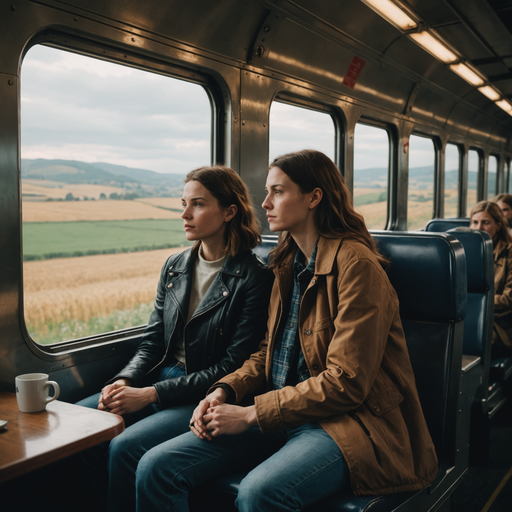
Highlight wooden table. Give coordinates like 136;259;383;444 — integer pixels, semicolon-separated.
0;391;124;483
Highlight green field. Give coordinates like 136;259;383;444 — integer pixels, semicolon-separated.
29;303;154;345
354;191;387;206
23;219;191;260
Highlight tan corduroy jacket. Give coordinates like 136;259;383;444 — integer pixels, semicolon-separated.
213;236;438;496
493;242;512;349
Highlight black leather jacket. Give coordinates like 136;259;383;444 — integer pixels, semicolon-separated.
111;245;273;409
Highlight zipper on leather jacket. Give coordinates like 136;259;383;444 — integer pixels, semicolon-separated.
208;327;222;360
147;322;177;376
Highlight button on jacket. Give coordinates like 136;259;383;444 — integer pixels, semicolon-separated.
214;236;438;496
111;245;273;409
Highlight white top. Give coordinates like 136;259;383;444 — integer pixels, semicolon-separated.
172;250;227;363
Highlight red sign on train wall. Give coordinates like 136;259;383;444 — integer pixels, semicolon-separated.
343;56;366;89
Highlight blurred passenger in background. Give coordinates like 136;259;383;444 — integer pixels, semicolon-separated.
471;201;512;356
493;193;512;235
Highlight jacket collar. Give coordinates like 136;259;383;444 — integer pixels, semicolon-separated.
315;236;343;275
169;244;249;277
278;236;342;276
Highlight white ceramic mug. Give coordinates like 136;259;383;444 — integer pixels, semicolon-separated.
15;373;60;413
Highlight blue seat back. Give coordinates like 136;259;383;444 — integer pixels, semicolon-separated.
445;229;494;363
425;218;470;232
370;231;466;467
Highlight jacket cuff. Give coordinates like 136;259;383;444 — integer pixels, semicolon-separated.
254;390;284;433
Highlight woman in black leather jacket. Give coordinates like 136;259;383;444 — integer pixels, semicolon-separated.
77;166;272;510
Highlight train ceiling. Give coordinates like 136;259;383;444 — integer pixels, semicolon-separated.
32;0;512;150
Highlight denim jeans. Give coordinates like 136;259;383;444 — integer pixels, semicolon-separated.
136;422;349;512
76;360;193;512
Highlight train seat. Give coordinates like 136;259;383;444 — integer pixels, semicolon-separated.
424;218;470;232
193;232;468;512
490;357;512;383
427;224;512;459
443;229;498;463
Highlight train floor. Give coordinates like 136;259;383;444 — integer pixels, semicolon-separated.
450;405;512;512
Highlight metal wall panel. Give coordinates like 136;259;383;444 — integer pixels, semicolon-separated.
40;0;269;64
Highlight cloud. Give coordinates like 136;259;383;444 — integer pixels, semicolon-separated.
21;45;211;174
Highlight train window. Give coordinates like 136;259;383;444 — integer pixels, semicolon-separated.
444;144;460;218
269;102;335;161
467;150;480;215
408;134;435;230
353;123;389;229
487;155;498;199
21;45;211;346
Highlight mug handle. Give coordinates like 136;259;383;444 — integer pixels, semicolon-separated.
45;381;60;404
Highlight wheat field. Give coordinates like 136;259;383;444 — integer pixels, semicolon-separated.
22;199;183;222
23;179;127;200
136;197;183;209
23;247;187;338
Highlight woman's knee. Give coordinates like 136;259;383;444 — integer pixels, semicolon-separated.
236;473;284;512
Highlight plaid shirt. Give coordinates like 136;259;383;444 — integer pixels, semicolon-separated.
271;245;318;390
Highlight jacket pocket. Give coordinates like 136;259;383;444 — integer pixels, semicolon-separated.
365;385;404;417
314;316;334;331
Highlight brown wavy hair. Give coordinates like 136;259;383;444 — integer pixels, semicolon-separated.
470;200;512;257
493;193;512;227
267;149;389;269
185;166;261;256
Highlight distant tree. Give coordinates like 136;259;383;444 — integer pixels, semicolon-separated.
65;193;74;201
99;193;107;200
110;192;121;200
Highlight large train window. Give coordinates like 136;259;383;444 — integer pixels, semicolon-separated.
487;155;498;199
21;45;211;346
408;134;435;230
269;101;335;161
353;123;389;229
444;144;460;218
467;150;480;215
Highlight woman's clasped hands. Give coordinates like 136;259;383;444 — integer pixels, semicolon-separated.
98;378;157;416
189;387;258;441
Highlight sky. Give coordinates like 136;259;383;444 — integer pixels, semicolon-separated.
21;44;456;176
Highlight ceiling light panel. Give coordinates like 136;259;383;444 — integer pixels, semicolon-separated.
360;0;417;30
449;63;485;87
478;86;501;101
408;31;458;64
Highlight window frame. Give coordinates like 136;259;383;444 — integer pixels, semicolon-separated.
20;34;221;353
353;118;393;230
443;142;462;218
407;132;437;230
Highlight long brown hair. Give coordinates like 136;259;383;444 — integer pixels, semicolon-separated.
470;200;512;257
267;149;388;269
185;166;261;256
493;193;512;228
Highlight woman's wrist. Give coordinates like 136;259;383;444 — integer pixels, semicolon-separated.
147;386;159;405
246;405;258;427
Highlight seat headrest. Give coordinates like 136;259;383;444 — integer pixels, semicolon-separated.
425;218;470;232
371;231;467;323
446;229;494;293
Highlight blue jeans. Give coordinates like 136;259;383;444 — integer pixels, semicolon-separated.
76;360;193;512
136;422;350;512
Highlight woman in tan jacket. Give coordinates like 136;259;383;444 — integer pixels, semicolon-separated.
134;150;439;512
471;201;512;356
